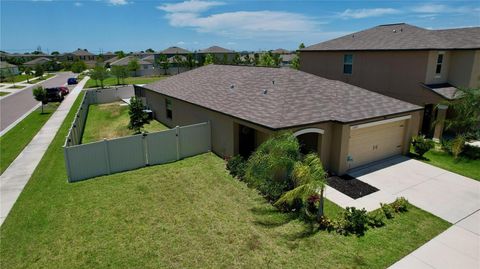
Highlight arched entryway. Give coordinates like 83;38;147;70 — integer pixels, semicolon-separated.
293;128;324;155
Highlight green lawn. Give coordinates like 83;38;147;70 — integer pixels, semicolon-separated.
0;103;60;174
8;85;26;89
0;91;10;97
82;102;169;143
0;91;449;268
411;148;480;181
84;76;167;88
0;74;35;83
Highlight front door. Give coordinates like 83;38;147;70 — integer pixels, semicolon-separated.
239;125;256;158
421;104;434;138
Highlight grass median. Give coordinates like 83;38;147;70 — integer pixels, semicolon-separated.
0;90;449;269
0;103;60;174
84;76;167;88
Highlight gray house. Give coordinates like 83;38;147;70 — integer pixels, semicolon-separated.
110;56;156;76
0;61;20;78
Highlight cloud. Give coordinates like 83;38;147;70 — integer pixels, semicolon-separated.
157;0;224;13
74;2;83;7
411;3;479;14
177;41;186;45
108;0;129;6
338;8;400;19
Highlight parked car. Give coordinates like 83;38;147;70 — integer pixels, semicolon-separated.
67;78;77;85
58;86;69;96
45;87;64;102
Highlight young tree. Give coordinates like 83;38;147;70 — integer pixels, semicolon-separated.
71;60;87;73
111;65;128;85
114;51;126;59
32;86;47;113
156;54;170;75
24;67;33;83
34;64;44;78
145;48;155;53
274;153;327;220
291;55;300;70
185;53;196;70
233;53;241;65
258;52;275;67
89;64;109;88
127;58;140;77
128;96;151;134
173;54;183;74
204;54;214;65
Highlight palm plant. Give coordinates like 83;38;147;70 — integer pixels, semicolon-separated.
274;153;327;220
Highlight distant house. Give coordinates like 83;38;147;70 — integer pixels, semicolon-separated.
198;46;235;63
101;51;117;61
160;46;191;58
61;49;97;67
279;54;296;67
23;57;52;67
110;56;155;76
271;48;291;54
299;23;480;140
135;65;422;175
0;61;19;78
141;54;156;64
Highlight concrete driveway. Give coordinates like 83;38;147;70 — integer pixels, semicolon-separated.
324;156;480;269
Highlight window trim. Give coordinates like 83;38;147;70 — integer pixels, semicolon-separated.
435;52;444;76
343;54;353;75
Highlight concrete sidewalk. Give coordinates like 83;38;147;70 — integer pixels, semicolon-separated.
0;77;88;226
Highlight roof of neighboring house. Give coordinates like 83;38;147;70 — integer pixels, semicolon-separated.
422;83;462;100
103;51;116;56
271;48;291;54
24;57;52;65
111;56;152;66
142;54;156;63
0;61;17;68
198;46;235;54
104;56;119;64
140;65;421;129
302;23;480;51
160;46;191;54
280;54;296;62
70;49;95;56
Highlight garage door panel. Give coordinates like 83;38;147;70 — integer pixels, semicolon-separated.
348;120;406;169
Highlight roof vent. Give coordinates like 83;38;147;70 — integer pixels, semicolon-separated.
263;89;268;95
272;80;275;85
400;28;403;32
393;29;397;33
230;84;235;90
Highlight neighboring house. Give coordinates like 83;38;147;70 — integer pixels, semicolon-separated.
101;51;117;61
160;46;191;58
0;61;20;78
110;56;156;76
104;56;119;66
299;23;480;140
198;46;235;63
61;49;97;67
142;54;156;64
279;54;296;67
23;57;52;67
271;48;291;54
135;65;422;175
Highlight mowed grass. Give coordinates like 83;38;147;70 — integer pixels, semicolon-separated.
0;91;10;96
28;74;55;84
0;74;34;83
82;102;168;143
410;148;480;181
0;91;449;268
84;76;167;88
0;103;60;174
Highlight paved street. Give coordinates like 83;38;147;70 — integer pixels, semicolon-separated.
0;71;75;132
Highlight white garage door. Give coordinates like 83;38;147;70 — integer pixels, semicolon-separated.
348;120;406;170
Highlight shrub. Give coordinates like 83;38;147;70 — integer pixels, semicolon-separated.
451;135;466;159
411;135;434;157
440;139;453;154
340;207;369;236
226;155;246;179
391;197;409;213
367;211;386;228
317;216;336;231
463;144;480;160
244;132;300;201
380;203;395;219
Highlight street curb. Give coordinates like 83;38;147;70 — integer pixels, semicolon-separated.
0;74;58;101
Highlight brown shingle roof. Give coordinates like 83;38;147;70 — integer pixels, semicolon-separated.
302;23;480;51
71;49;95;56
141;65;421;129
0;61;17;68
199;46;234;54
271;48;291;54
160;46;191;54
24;57;51;65
422;83;462;100
111;56;152;66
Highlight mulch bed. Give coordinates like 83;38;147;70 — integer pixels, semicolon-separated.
327;174;379;199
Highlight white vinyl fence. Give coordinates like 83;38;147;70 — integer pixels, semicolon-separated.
63;87;211;182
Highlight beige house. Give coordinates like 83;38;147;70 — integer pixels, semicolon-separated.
198;46;236;63
135;65;422;175
299;23;480;140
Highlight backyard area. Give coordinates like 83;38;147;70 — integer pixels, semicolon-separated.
84;76;167;89
410;145;480;181
0;103;59;174
82;101;168;143
0;92;451;268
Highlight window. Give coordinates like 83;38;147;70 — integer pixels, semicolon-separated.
343;54;353;74
165;99;173;119
435;53;444;74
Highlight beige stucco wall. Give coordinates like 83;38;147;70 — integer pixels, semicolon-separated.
140;88;421;175
300;50;445;106
445;50;480;88
424;50;450;85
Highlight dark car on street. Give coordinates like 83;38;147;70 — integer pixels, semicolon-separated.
67;78;77;85
59;86;69;96
45;87;64;102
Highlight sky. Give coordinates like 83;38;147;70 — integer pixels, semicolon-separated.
1;0;479;54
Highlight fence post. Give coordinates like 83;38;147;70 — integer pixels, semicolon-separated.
64;146;72;182
142;132;149;166
207;121;212;152
103;138;111;175
175;126;180;160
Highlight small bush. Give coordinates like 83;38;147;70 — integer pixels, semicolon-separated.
317;216;336;231
391;197;409;213
340;207;369;236
380;203;395;219
411;135;434;157
451;135;466;159
226;155;246;179
367;211;386;228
